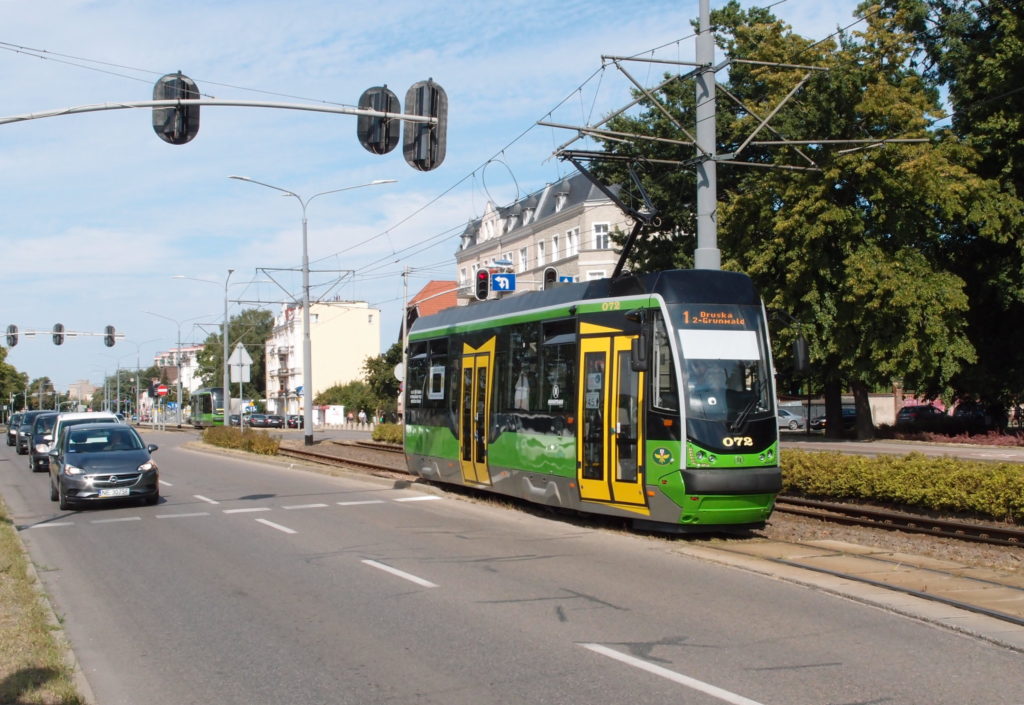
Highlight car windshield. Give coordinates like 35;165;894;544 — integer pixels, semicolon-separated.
34;416;57;433
67;427;143;453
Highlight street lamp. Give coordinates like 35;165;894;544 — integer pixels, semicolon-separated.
173;270;234;425
229;175;397;445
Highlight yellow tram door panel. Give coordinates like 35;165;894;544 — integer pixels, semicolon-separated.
459;338;495;486
577;335;646;506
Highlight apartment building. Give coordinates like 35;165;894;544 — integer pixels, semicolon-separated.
454;171;629;296
265;299;381;415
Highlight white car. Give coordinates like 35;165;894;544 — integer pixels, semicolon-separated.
777;408;806;431
42;411;123;457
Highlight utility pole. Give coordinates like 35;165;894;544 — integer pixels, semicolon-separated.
694;0;720;270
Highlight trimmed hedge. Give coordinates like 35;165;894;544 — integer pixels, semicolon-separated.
371;423;403;445
782;449;1024;524
202;426;281;455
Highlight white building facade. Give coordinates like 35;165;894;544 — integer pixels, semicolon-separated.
265;300;381;415
454;172;630;297
153;344;206;394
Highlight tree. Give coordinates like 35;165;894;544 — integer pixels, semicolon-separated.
362;342;403;414
0;347;28;414
194;309;274;399
315;380;376;415
591;1;1007;438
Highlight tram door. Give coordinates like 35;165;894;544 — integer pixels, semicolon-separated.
577;332;645;506
459;338;495;486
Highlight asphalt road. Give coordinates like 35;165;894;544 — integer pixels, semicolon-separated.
2;429;1022;705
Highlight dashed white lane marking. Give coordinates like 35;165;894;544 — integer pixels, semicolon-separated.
255;518;297;535
361;559;438;588
28;522;74;528
91;517;142;524
223;507;271;514
159;480;172;487
282;503;328;510
156;512;211;519
337;500;385;506
394;495;442;502
194;495;220;505
581;644;765;705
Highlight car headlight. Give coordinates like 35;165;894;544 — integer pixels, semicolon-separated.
64;464;84;475
138;461;156;472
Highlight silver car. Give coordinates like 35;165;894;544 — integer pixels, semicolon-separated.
777;408;806;431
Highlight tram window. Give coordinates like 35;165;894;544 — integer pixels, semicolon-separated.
407;342;429;407
427;339;448;402
652;313;679;411
507;324;540;412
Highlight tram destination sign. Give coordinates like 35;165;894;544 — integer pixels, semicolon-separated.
680;306;751;329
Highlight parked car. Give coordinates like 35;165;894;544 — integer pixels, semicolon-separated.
48;422;159;510
228;414;241;427
6;412;23;446
286;414;303;429
247;413;269;428
29;411;59;472
777;408;806;431
16;410;49;455
896;404;946;424
810;407;857;431
266;414;285;428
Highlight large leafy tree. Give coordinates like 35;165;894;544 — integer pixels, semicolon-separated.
889;0;1024;414
195;309;274;399
592;1;1013;437
0;347;28;413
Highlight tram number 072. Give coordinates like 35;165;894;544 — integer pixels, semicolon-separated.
721;436;753;447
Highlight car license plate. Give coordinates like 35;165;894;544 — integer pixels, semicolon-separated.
99;487;130;498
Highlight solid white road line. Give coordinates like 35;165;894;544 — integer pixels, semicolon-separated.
194;495;220;505
580;644;766;705
393;495;442;502
337;500;385;506
223;507;271;514
282;503;328;510
255;518;297;535
361;559;438;588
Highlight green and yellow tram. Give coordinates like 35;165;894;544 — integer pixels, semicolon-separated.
190;387;225;428
403;269;781;531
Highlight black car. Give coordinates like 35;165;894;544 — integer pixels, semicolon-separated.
247;413;269;428
28;411;58;472
897;404;946;424
286;414;303;429
228;414;241;427
266;414;285;428
810;407;857;431
49;422;159;510
16;410;49;455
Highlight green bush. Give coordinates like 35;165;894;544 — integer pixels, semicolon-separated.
781;450;1024;524
202;426;281;455
371;423;403;445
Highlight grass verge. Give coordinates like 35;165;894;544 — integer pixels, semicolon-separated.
0;495;86;704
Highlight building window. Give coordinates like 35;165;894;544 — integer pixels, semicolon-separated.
555;193;567;212
460;267;467;285
537;241;546;267
594;223;610;250
587;270;606;281
519;247;528;272
551;235;560;261
567;228;579;257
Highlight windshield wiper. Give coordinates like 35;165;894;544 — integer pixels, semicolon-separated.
729;395;762;432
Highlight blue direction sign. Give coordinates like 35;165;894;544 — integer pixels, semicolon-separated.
491;273;516;292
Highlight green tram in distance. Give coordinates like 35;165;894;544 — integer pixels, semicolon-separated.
403;269;782;532
190;387;225;428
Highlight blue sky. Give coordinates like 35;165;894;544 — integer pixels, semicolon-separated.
1;0;860;391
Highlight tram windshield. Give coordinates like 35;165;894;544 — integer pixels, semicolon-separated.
678;316;772;426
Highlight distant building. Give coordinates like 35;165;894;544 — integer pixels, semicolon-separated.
454;172;629;299
265;300;381;415
404;280;459;335
153;344;205;394
66;379;97;402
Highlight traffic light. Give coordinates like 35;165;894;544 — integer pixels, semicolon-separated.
474;269;490;301
5;324;16;347
153;72;200;145
104;325;116;347
543;267;558;290
403;79;447;172
357;86;401;155
52;323;65;345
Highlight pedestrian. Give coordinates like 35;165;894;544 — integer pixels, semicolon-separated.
358;409;367;425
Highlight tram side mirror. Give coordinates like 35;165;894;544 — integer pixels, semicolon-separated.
630;332;649;372
793;334;809;375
